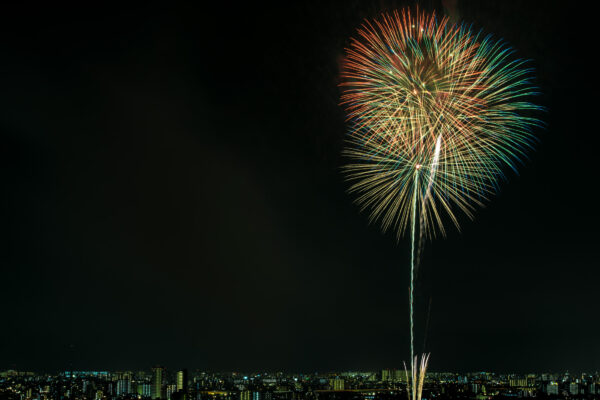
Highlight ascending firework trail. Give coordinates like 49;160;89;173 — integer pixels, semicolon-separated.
339;8;542;400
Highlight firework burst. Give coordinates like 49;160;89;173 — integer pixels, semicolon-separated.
340;8;542;399
341;9;542;239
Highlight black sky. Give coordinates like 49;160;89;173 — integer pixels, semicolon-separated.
1;0;598;374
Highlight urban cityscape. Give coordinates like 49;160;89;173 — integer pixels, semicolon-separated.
1;368;599;400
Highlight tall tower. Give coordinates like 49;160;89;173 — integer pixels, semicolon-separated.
176;370;188;392
151;366;166;399
176;369;188;400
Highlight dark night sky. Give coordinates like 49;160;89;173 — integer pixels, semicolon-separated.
1;0;598;374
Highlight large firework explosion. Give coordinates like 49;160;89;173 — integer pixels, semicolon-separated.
340;8;542;399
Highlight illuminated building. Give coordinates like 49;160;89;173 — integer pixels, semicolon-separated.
167;384;177;400
177;369;188;397
570;382;579;395
381;369;403;383
116;372;132;396
546;382;559;395
509;377;527;387
541;373;551;381
139;382;152;397
332;377;345;391
526;374;536;387
152;366;166;399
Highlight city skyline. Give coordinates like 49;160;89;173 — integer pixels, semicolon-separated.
2;368;599;399
1;0;598;376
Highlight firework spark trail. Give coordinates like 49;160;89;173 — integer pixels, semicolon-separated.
410;136;440;367
422;297;433;351
409;169;419;365
416;134;442;274
416;354;430;400
425;135;442;201
404;354;430;400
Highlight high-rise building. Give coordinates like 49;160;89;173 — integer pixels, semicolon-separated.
547;382;559;395
240;390;251;400
509;377;527;387
152;366;166;399
115;372;132;396
541;373;551;382
117;379;131;395
138;383;152;397
329;377;345;391
570;382;579;395
177;370;188;393
526;374;536;387
381;369;403;383
166;384;177;400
